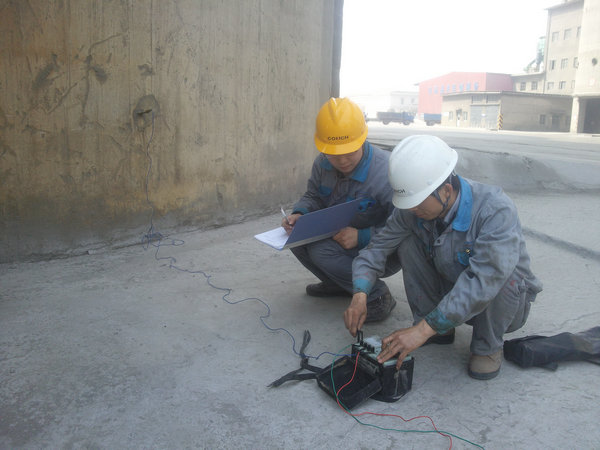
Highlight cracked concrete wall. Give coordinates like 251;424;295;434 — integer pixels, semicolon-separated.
0;0;341;262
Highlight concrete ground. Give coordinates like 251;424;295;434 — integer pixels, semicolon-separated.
2;149;600;449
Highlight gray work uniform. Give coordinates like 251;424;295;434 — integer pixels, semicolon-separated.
353;176;543;354
291;141;396;302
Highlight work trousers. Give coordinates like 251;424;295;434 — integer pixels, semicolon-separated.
291;238;392;302
398;234;533;355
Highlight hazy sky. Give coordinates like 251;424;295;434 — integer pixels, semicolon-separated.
340;0;558;95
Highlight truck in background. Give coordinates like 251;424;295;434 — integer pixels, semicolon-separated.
423;113;442;126
375;111;414;125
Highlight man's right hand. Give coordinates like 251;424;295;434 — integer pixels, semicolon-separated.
282;213;302;234
344;292;368;337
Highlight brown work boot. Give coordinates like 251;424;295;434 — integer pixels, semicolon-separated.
365;291;396;323
468;349;503;380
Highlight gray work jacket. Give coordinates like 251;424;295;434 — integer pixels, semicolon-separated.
353;176;543;334
292;142;394;249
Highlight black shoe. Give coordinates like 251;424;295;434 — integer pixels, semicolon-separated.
365;292;396;323
305;282;350;297
423;328;455;346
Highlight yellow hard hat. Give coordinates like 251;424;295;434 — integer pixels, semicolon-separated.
314;98;368;155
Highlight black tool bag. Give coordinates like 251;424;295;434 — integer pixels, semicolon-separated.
503;326;600;370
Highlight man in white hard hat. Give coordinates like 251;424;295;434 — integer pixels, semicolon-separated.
282;97;399;323
344;135;542;380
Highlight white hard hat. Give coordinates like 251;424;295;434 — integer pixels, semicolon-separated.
388;135;458;209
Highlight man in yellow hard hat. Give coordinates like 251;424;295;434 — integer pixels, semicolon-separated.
281;97;398;323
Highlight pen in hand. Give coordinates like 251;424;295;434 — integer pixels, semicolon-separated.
280;207;290;226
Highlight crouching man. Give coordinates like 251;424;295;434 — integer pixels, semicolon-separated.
344;135;542;380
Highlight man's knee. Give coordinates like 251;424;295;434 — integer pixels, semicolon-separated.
307;239;351;261
397;234;429;268
506;295;532;333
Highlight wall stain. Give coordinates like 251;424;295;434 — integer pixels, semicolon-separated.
133;95;160;131
215;183;225;208
138;64;154;77
0;107;10;130
90;65;108;84
0;137;16;159
32;54;58;91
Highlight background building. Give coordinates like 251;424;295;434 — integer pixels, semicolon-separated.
442;91;572;131
416;0;600;133
544;0;584;96
417;72;513;117
558;0;600;132
390;91;419;114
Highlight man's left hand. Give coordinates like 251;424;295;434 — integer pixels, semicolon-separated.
333;227;358;249
377;320;436;369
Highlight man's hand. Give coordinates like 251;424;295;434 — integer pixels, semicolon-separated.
377;320;436;369
344;292;368;337
282;213;302;234
333;227;358;249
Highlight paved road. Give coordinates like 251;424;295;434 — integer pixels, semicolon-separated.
367;121;600;165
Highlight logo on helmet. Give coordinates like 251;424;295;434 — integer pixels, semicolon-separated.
327;135;349;141
394;188;406;194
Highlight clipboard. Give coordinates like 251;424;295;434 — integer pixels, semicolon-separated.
254;199;363;251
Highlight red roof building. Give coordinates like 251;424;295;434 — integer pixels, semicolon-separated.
418;72;514;115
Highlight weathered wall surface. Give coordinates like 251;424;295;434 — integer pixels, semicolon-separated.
0;0;341;262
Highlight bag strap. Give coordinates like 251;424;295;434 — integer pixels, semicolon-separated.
268;330;325;387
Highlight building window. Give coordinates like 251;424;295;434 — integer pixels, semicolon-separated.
472;94;484;103
449;111;453;120
550;60;556;70
552;115;559;126
519;82;526;91
434;86;438;94
539;114;546;125
571;80;576;89
440;86;444;93
561;58;568;69
466;83;471;91
547;81;554;90
447;85;451;93
564;28;571;40
531;81;538;90
573;57;579;68
474;82;479;91
459;84;464;92
551;31;559;42
463;112;468;121
559;81;566;90
577;26;581;38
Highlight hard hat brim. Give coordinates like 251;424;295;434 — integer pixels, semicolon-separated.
392;189;431;209
314;127;368;155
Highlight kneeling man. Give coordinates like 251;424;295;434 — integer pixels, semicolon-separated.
344;135;542;380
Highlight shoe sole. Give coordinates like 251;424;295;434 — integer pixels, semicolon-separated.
306;290;351;298
305;285;350;297
467;368;500;380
